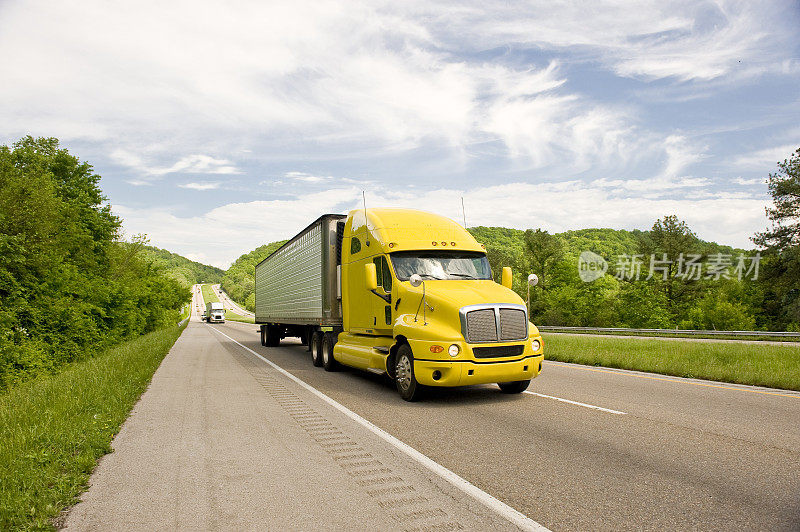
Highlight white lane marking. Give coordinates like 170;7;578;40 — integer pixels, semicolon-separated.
209;327;550;532
523;391;626;415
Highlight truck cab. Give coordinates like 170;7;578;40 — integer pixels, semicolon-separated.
334;209;543;400
206;301;226;323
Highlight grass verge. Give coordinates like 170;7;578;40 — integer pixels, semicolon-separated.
0;324;186;530
543;333;800;391
224;313;255;324
200;283;219;305
540;329;800;342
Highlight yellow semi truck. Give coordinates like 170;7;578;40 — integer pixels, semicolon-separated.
255;209;544;401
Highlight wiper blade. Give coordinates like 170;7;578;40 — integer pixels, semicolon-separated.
448;273;477;279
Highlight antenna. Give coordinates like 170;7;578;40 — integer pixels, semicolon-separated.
461;196;467;228
362;190;370;245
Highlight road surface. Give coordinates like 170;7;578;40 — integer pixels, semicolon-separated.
66;310;800;530
212;284;254;317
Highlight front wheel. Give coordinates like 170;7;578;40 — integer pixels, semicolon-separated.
395;344;423;401
497;380;530;394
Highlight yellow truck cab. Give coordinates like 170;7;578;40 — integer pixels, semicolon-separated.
255;209;544;401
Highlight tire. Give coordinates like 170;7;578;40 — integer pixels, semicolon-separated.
265;325;281;347
497;380;530;394
321;332;338;372
260;327;267;346
395;344;423;401
310;331;323;367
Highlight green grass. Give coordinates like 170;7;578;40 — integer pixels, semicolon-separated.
541;329;800;343
0;324;185;530
224;313;255;323
543;333;800;391
200;283;219;305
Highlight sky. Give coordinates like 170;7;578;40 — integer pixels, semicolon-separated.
1;0;798;268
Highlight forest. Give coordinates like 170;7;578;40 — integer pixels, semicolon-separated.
0;137;188;389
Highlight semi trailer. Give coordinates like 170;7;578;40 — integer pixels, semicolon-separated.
255;209;544;401
206;301;226;323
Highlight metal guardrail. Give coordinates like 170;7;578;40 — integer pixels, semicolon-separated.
537;326;800;338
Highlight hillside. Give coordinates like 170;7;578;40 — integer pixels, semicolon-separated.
126;244;224;287
222;221;767;330
221;240;287;311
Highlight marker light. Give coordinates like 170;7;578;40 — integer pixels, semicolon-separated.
532;339;541;352
432;241;438;246
441;241;447;246
430;345;444;353
448;344;460;357
451;242;456;246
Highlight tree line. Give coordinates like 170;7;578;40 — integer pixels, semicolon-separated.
475;147;800;332
0;137;188;389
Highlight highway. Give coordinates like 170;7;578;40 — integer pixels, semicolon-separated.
66;302;800;530
212;283;254;317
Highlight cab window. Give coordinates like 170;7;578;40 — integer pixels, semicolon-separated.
372;255;392;292
350;237;361;255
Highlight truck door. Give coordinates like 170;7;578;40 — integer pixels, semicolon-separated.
371;255;394;335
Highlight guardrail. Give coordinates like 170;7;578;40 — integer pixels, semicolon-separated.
537;326;800;338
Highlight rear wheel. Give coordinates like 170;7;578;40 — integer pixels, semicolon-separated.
260;326;267;346
264;325;281;347
497;380;530;394
395;344;423;401
322;332;338;371
310;331;323;367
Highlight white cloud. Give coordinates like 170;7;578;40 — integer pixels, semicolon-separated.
3;0;783;174
111;150;240;177
734;176;766;186
285;172;331;183
116;180;768;268
733;144;797;172
179;182;222;191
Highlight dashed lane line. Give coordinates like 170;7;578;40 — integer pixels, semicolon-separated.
523;391;627;415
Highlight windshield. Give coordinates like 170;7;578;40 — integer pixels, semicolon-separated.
390;251;492;281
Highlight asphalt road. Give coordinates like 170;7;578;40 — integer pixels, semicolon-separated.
210;319;800;531
212;284;254;317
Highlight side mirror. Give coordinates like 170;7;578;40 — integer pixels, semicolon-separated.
365;263;378;291
528;273;539;287
409;274;423;287
501;267;512;289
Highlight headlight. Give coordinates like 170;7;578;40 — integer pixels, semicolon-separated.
448;344;460;357
531;339;541;352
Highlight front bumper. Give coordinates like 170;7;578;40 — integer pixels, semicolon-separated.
408;337;544;387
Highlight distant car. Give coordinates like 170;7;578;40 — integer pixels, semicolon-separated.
201;311;207;321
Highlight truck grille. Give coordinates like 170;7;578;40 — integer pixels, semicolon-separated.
465;309;497;342
464;306;527;343
472;345;524;358
499;309;527;340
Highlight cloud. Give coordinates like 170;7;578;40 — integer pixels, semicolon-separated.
178;181;222;191
116;179;768;268
285;171;331;183
111;150;240;177
4;0;786;175
733;144;798;172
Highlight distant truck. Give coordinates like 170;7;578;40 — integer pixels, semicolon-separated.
205;301;225;323
254;209;543;401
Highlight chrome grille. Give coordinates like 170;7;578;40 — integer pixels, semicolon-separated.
465;309;497;342
463;305;528;343
499;309;527;340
